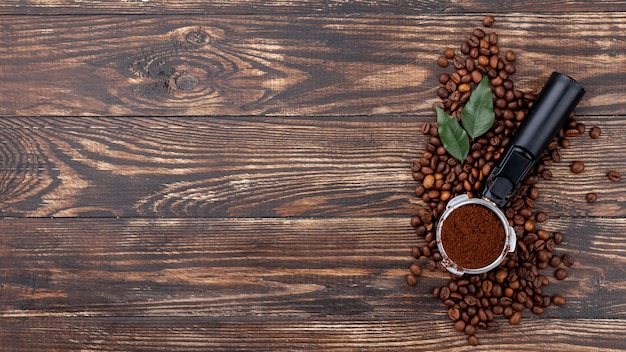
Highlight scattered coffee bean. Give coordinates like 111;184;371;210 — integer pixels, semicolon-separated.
482;15;495;27
444;47;456;59
410;17;590;346
555;268;568;280
437;55;449;68
607;171;622;182
509;311;521;325
570;161;585;174
448;306;461;321
561;254;574;267
468;335;479;346
406;274;418;286
454;319;466;332
553;231;564;244
589;126;601;139
549;255;561;267
586;192;598;203
505;50;516;62
410;263;423;276
552;295;567;306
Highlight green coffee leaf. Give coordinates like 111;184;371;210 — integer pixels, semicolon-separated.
461;75;495;139
436;105;469;162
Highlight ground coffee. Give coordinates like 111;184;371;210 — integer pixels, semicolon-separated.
440;204;505;269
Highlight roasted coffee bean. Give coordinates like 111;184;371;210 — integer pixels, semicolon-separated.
562;254;574;267
411;246;421;259
467;306;477;318
553;231;564;244
406;274;418;286
532;306;544;315
437;87;449;99
552;295;567;306
542;295;552;308
571;160;585;174
608;171;622;182
426;260;437;271
464;295;479;306
448;281;459;292
453;56;466;69
468;335;479;346
473;28;486;39
437;55;449;67
566;128;579;137
509;311;521;325
439;286;451;300
445;80;457;92
477;55;490;67
471;70;483;84
458;83;471;93
460;41;471;55
464;324;475;336
410;215;422;228
537;250;549;263
498;297;513;306
448;306;461;321
489;55;499;69
536;229;550;241
589;126;601;139
586;192;598;203
444;47;456;59
409;263;422;276
549;255;561;267
488;32;498;45
546;238;556;251
505;50;516;62
555;268;568;280
541;170;553;180
551;148;562;162
439;73;450;84
536;211;547;222
468;35;480;47
483;15;495;27
454;319;466;332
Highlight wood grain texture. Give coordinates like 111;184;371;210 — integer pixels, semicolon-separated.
2;3;626;351
2;0;626;15
0;116;623;218
0;217;625;351
1;14;626;116
1;317;625;351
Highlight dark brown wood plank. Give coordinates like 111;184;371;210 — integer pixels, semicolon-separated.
1;317;625;351
0;217;624;350
2;0;625;15
1;14;625;117
0;116;623;218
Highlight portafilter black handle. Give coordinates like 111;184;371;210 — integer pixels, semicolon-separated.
481;72;585;207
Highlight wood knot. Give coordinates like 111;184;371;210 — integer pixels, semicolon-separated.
175;74;199;90
186;29;211;46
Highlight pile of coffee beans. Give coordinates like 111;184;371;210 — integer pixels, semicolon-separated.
406;16;599;346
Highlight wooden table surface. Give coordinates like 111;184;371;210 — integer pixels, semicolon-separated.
1;1;625;351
